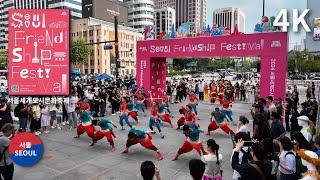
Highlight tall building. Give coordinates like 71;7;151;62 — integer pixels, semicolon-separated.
306;0;320;57
124;0;154;33
71;18;143;75
82;0;128;24
213;7;245;33
154;0;175;9
0;0;49;49
158;0;206;34
155;7;175;39
0;0;13;50
48;0;82;19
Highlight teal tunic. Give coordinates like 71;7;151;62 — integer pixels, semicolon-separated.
129;128;146;139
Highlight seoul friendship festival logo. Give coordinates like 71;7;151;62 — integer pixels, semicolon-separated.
8;133;44;167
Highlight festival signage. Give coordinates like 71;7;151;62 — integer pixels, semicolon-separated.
8;9;69;95
137;32;288;100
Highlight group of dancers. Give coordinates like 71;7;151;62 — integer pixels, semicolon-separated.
73;88;235;161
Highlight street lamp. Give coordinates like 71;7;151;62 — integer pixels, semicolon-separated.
262;0;265;17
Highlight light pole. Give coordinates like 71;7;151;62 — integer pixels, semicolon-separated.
262;0;265;17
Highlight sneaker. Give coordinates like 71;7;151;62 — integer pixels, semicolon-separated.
112;114;116;116
160;133;165;139
44;131;49;134
62;122;66;126
66;121;69;125
35;131;41;136
57;126;62;130
51;126;56;129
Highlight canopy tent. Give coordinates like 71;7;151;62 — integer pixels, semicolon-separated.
94;73;114;80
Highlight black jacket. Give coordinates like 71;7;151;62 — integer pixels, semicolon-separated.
232;151;272;180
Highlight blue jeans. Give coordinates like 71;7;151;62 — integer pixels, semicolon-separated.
120;115;131;127
19;117;27;132
149;118;161;132
136;103;145;113
68;112;78;128
190;104;198;115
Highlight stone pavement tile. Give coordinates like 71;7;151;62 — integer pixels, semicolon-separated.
13;164;59;180
51;163;106;180
171;172;191;180
87;153;127;167
92;168;139;180
40;155;79;172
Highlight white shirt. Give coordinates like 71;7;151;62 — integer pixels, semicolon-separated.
230;147;250;180
238;124;250;134
279;150;296;174
67;96;78;113
201;154;222;178
199;83;204;92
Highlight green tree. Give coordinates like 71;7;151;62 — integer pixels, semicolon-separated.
70;40;90;65
0;50;8;69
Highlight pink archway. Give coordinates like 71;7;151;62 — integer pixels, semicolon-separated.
137;32;288;103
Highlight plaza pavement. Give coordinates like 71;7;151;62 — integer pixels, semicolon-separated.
13;100;253;180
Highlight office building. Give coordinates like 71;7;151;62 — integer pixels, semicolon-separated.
124;0;154;33
155;7;175;39
154;0;175;9
71;18;143;75
156;0;206;34
82;0;128;24
306;0;320;57
213;7;245;33
1;0;49;50
48;0;82;19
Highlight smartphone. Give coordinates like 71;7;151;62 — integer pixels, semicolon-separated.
243;141;253;146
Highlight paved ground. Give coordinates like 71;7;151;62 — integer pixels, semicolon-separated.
12;83;315;180
13;99;253;180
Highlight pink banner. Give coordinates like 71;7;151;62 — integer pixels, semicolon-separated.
8;9;69;95
137;32;288;100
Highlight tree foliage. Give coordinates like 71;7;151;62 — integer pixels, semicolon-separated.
0;50;8;70
70;40;90;65
287;50;320;73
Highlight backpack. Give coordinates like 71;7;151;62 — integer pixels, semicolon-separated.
241;148;253;164
285;152;307;179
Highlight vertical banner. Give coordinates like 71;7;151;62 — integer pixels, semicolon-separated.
150;58;166;100
8;9;69;95
260;55;287;100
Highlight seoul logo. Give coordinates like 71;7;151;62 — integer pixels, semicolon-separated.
8;133;44;167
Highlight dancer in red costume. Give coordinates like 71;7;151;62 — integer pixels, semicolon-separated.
119;97;133;130
218;81;225;105
91;118;117;151
127;102;139;124
134;90;146;116
188;91;199;116
74;103;95;140
122;126;164;161
207;107;234;135
209;82;218;104
158;104;173;128
180;104;199;127
176;109;186;130
172;123;205;161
